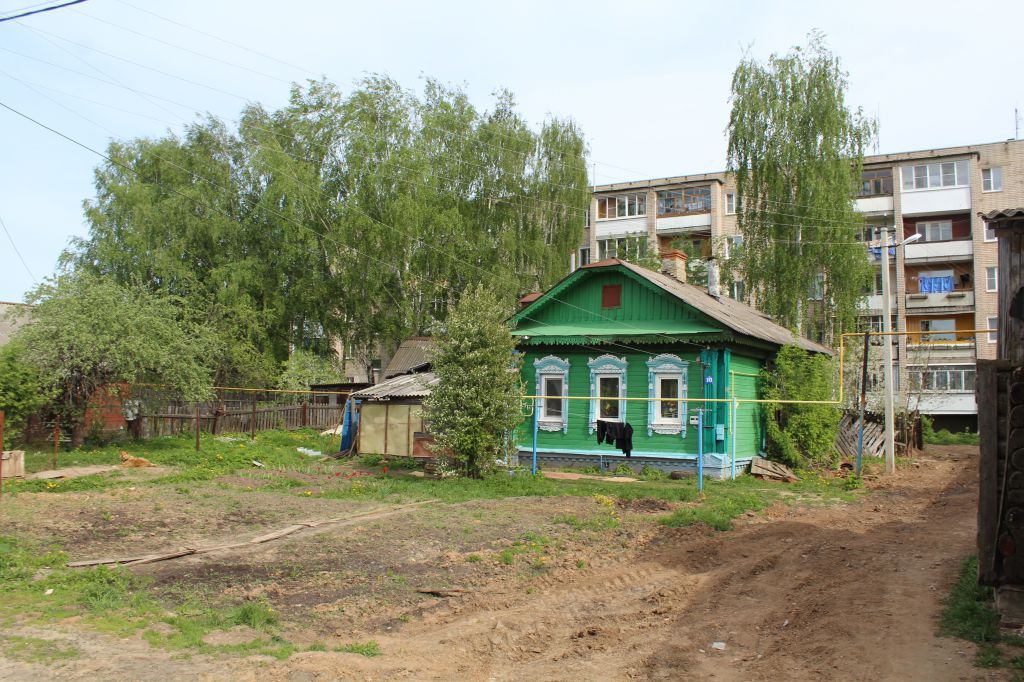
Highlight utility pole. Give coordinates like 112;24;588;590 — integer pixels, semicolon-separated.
880;226;896;474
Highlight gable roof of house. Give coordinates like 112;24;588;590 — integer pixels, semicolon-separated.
382;336;432;379
516;259;832;354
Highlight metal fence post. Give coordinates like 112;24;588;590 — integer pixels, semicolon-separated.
53;415;60;470
195;406;201;452
697;408;703;493
251;399;257;440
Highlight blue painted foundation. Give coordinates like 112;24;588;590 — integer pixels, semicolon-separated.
516;449;752;480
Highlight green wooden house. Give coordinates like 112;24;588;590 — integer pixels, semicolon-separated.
511;257;831;478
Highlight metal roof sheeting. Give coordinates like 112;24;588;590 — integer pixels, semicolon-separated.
352;371;437;400
382;337;432;379
979;208;1024;221
577;259;834;355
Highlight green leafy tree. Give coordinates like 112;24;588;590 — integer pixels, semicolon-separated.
69;77;590;385
278;350;340;393
0;342;50;445
727;32;875;344
12;274;216;445
761;345;840;468
423;285;522;478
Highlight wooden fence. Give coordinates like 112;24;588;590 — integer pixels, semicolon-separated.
139;402;345;438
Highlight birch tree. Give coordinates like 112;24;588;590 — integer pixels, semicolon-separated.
727;32;875;344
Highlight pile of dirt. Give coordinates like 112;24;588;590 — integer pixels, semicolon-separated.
615;497;675;512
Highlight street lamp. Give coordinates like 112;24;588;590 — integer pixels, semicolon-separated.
880;229;921;473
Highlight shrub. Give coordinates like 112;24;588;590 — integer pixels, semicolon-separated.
762;345;840;469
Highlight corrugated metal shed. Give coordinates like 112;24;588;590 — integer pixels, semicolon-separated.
382;337;432;379
352;371;437;401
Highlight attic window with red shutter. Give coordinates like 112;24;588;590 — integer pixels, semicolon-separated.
602;284;622;309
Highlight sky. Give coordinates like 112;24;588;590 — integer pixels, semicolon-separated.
1;0;1022;302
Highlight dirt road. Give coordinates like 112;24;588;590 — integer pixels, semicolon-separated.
269;446;985;681
0;447;990;680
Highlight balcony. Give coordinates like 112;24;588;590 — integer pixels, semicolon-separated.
595;216;647;239
656;212;712;234
860;294;895;311
907;340;976;361
909;392;977;415
901;186;971;215
904;239;973;262
905;290;974;312
854;195;894;214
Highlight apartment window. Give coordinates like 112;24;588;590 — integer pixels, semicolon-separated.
859;169;893;196
584;209;591;228
986;266;998;292
860;224;884;243
916;220;953;242
596;193;646;219
597;235;647;262
578;247;591;267
982;167;1004;192
657;190;682;216
725;193;736;215
908;365;976;392
731;280;746;302
920;318;957;342
808;272;826;300
724;235;744;260
988;316;998;343
985;223;997;242
901;160;969;190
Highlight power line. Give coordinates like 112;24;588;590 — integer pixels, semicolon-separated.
0;213;38;284
0;0;87;22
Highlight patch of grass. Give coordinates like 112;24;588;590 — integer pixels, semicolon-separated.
553;513;620;531
658;473;855;531
335;640;381;657
0;536;301;660
497;548;516;565
465;554;482;563
2;635;80;664
360;453;384;467
938;557;999;643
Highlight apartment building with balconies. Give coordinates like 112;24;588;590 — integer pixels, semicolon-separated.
575;139;1023;429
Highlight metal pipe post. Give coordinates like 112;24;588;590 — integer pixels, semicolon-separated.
856;331;870;475
53;415;59;470
696;408;703;493
731;397;738;480
195;406;201;452
880;227;896;474
531;398;539;475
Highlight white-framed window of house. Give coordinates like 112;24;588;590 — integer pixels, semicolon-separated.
916;220;953;242
587;354;627;433
901;160;969;190
982;167;1004;192
920;318;957;342
908;365;976;393
534;355;569;433
987;266;998;292
988;316;998;343
807;272;825;300
725;193;736;215
645;354;688;436
597;235;647;261
596;193;646;220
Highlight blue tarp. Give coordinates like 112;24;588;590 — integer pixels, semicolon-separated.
919;275;954;293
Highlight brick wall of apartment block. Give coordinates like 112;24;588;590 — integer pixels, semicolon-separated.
971;140;1024;358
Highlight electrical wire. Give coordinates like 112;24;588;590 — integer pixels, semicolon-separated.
0;212;38;284
0;0;87;22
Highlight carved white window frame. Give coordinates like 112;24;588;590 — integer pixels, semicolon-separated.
588;354;628;434
646;354;688;437
534;355;569;433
